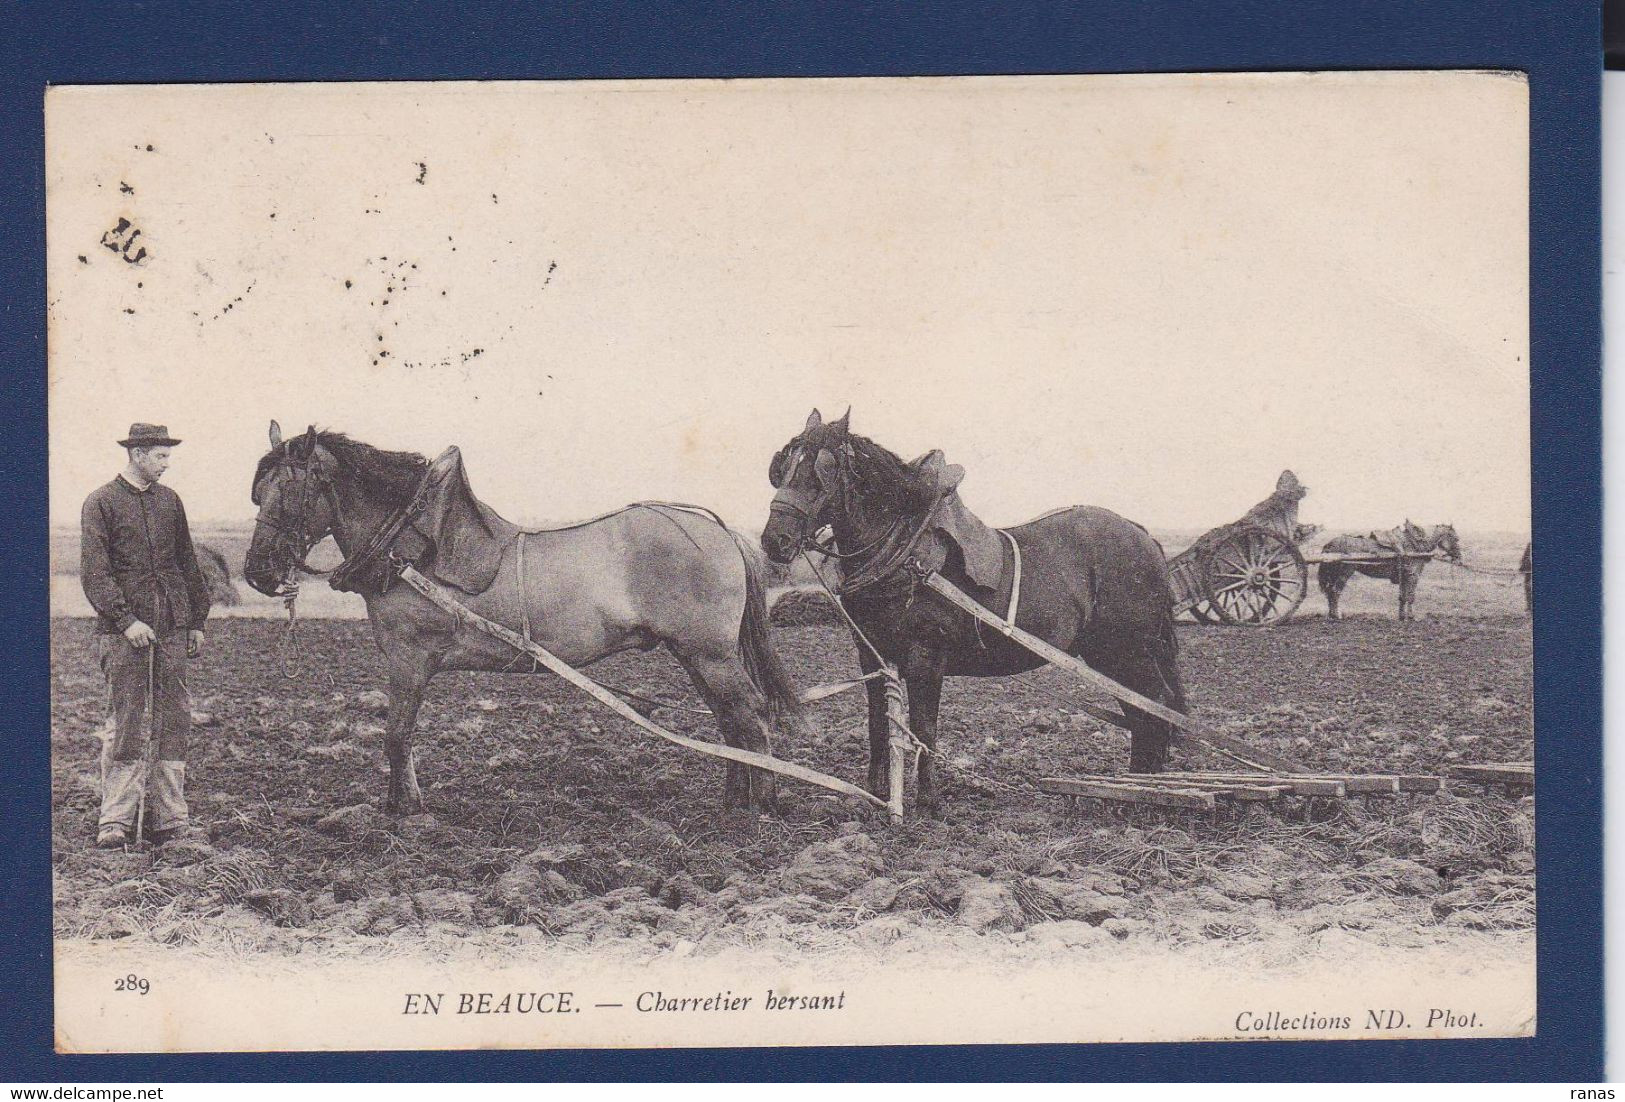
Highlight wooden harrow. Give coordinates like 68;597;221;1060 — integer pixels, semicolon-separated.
1039;770;1444;822
1447;761;1534;797
394;560;1521;828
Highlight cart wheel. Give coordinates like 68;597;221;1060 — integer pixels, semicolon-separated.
1202;527;1309;626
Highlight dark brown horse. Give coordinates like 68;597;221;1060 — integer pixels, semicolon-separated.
759;409;1186;811
244;422;803;813
1316;521;1462;621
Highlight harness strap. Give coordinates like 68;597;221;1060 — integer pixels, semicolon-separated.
1000;529;1023;626
517;531;532;644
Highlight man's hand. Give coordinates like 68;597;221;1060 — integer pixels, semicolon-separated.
187;629;205;658
123;620;156;647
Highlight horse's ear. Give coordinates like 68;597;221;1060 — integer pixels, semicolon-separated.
804;409;823;433
302;425;318;454
269;420;283;447
830;407;850;436
912;449;963;497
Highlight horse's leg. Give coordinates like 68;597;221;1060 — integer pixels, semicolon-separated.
672;650;779;812
383;649;434;814
857;643;890;799
902;647;946;816
1317;564;1344;620
1401;564;1419;621
1083;637;1178;774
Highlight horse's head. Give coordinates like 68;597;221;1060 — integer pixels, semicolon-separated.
760;407;854;564
1433;523;1462;562
244;420;343;596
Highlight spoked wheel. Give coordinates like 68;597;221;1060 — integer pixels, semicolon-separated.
1201;527;1308;626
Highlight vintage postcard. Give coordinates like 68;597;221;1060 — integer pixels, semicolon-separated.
46;73;1533;1053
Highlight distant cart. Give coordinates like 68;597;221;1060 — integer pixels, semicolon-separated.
1166;474;1436;627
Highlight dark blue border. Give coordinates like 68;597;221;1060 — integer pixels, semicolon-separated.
1;0;1601;1082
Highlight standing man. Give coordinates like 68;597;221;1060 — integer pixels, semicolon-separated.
80;424;211;848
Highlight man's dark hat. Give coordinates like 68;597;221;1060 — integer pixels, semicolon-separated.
118;423;182;448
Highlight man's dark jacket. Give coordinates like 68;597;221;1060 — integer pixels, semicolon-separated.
80;476;212;635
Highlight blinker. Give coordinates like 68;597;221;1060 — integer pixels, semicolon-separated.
813;448;840;489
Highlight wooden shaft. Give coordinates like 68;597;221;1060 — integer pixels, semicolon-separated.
398;566;888;812
1303;552;1440;564
922;572;1307;773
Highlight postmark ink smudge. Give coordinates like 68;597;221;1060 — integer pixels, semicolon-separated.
415;162;427;185
100;218;148;265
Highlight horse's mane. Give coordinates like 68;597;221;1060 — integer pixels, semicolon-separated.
802;430;920;513
252;430;429;505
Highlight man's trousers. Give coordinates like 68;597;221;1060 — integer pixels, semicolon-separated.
97;631;190;833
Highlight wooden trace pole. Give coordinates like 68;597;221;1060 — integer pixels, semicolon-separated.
922;572;1308;773
398;564;890;814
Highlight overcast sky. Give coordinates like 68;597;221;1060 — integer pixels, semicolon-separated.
47;73;1529;534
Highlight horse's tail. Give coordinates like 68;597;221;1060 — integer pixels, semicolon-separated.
728;530;808;734
1154;588;1188;715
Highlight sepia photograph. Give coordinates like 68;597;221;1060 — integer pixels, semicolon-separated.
45;73;1535;1053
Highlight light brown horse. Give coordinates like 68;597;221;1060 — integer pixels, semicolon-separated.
243;422;803;813
1316;521;1462;621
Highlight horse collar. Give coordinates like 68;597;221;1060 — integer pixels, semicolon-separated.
328;463;439;593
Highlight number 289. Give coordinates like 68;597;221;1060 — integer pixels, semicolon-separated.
115;974;150;995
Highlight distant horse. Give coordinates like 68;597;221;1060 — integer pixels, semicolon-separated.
244;422;803;813
759;409;1186;810
1520;542;1532;615
1316;521;1462;621
194;541;241;606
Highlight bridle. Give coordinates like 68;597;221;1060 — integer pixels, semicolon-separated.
768;441;945;595
246;445;345;597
